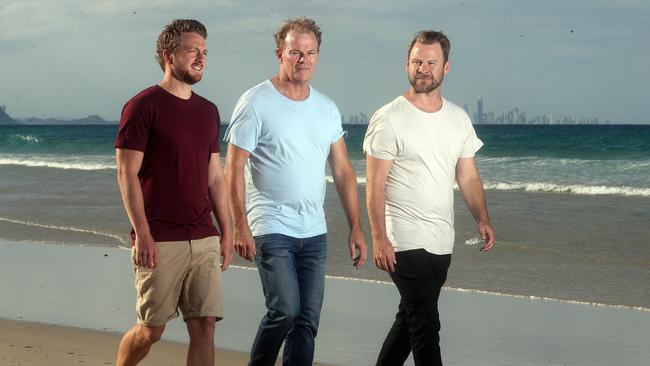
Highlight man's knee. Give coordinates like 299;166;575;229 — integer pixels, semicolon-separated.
135;324;165;345
269;301;300;327
187;317;216;339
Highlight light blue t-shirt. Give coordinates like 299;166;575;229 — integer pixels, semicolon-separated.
225;79;345;237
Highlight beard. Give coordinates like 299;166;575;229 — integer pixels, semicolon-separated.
409;72;442;94
172;65;202;85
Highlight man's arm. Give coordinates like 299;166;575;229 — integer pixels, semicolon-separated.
365;155;396;272
208;152;234;271
224;144;255;261
115;148;157;268
328;138;367;268
455;157;495;251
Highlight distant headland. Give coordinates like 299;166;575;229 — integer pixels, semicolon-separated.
0;105;117;125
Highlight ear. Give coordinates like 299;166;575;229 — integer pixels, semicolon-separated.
163;48;174;67
275;48;283;63
443;60;451;75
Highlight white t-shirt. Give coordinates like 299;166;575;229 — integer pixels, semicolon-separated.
363;96;483;254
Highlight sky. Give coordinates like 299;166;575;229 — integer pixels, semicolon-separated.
1;0;649;124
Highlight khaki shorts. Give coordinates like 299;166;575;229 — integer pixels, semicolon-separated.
131;236;223;326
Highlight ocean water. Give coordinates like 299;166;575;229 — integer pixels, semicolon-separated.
2;124;649;195
1;124;649;309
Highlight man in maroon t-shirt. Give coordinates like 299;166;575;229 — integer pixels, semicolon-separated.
114;19;232;366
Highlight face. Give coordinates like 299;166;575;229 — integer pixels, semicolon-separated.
276;30;319;83
166;32;207;85
407;42;449;94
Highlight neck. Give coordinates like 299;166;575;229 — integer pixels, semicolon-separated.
159;72;193;100
404;88;443;113
271;75;310;101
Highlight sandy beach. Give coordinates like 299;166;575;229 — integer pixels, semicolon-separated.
0;319;253;366
1;239;649;365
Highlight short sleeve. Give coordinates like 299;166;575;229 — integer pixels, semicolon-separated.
224;95;260;152
330;108;346;144
115;99;149;152
459;116;484;158
363;111;397;160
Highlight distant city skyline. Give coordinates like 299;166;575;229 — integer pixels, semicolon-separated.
342;96;616;125
1;1;649;124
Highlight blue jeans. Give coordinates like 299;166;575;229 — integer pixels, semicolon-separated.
249;233;327;366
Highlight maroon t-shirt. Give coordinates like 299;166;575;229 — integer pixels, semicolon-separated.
115;85;221;244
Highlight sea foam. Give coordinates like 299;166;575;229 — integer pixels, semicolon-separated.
0;216;127;245
0;155;114;170
484;181;650;197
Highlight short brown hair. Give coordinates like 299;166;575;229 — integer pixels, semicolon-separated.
156;19;207;71
407;30;451;62
274;17;322;51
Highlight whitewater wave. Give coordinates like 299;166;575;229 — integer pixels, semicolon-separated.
13;134;40;143
326;175;649;197
3;155;648;197
0;155;114;170
483;181;650;197
0;217;128;245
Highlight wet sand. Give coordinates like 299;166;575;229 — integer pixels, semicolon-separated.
1;239;649;365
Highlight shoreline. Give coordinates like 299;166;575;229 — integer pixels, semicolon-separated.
1;228;649;312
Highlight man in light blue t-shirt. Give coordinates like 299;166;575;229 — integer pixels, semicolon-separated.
224;17;367;366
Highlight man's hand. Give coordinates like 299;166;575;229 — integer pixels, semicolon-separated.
134;232;157;268
220;234;234;271
373;237;396;273
348;227;368;269
234;223;255;261
479;221;495;252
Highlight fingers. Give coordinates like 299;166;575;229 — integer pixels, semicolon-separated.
221;248;233;272
357;244;368;268
235;240;255;262
373;250;396;272
349;241;368;269
152;246;158;268
385;253;396;272
480;227;495;252
348;242;356;262
135;246;157;268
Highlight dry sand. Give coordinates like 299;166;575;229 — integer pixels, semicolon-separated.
0;319;248;365
0;319;334;366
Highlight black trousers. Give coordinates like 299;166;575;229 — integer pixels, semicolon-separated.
376;249;452;366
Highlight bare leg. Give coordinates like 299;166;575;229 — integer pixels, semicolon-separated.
186;317;216;366
116;324;165;366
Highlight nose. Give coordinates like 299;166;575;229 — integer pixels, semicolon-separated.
297;53;306;63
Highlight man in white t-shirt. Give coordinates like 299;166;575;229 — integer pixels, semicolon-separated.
363;30;495;366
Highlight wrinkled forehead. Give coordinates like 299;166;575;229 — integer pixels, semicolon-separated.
282;30;318;48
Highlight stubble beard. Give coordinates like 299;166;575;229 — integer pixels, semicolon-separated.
409;73;442;94
172;65;202;85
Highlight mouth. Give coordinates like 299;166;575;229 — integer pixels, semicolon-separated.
191;64;203;71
